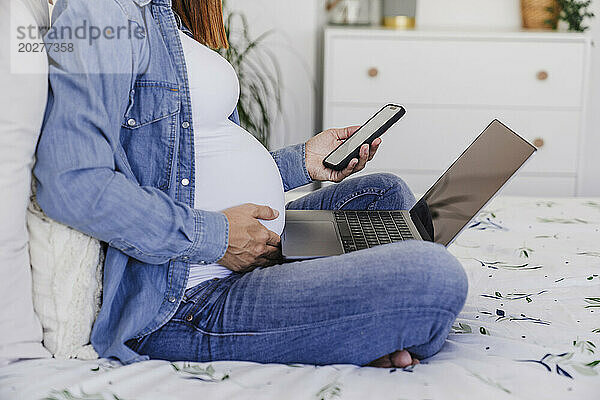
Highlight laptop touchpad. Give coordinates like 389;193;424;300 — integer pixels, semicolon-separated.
283;221;343;258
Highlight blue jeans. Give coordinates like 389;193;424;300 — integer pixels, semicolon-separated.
127;173;468;365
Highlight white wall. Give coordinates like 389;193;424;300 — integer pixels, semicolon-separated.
581;2;600;196
232;0;600;195
225;0;321;150
417;0;521;29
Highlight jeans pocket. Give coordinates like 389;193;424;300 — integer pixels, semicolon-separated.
180;275;240;328
183;278;223;304
176;278;227;323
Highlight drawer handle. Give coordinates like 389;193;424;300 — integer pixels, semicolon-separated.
368;67;379;78
536;70;549;81
533;137;545;148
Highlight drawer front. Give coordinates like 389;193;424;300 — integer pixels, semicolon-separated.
325;105;581;175
327;37;585;108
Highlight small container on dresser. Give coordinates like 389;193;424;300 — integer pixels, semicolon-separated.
322;27;592;196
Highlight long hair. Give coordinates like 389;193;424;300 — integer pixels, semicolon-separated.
172;0;229;49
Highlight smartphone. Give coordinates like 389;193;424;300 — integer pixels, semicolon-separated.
323;104;406;171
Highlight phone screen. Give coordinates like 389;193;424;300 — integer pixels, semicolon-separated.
326;105;401;166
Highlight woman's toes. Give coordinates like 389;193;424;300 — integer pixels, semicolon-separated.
366;353;393;368
390;350;413;368
366;349;419;368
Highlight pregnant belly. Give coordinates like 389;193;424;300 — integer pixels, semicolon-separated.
193;123;286;235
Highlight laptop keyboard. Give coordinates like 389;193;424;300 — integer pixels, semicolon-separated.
333;211;415;253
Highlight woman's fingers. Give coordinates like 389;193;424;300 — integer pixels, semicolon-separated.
263;244;282;259
353;144;370;172
329;159;357;182
254;253;281;268
329;139;379;182
334;158;359;182
251;204;279;220
266;230;281;247
238;248;281;271
368;138;382;161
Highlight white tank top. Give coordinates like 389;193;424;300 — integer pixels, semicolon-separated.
179;30;285;289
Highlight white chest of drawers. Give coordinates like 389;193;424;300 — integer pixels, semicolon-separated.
322;27;592;196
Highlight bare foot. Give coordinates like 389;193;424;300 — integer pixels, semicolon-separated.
366;350;420;368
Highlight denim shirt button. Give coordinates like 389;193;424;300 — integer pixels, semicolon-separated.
181;121;190;129
181;178;190;186
182;256;189;261
185;314;193;322
168;296;176;303
127;118;136;127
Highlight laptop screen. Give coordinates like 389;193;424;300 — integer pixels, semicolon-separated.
414;120;537;246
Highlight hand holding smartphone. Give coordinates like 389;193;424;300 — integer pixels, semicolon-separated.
323;104;406;171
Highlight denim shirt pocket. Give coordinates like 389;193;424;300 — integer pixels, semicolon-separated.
120;81;180;190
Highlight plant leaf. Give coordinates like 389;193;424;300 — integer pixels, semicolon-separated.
571;364;599;376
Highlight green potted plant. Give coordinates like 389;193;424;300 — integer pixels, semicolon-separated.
219;3;282;149
556;0;595;32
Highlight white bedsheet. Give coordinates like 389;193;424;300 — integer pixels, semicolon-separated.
1;196;599;400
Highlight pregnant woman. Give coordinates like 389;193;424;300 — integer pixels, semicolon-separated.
35;0;467;368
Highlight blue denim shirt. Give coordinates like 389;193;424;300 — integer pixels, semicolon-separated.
34;0;312;364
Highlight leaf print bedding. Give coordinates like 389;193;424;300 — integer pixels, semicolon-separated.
1;196;599;400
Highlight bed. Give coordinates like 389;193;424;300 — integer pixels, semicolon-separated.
1;196;599;400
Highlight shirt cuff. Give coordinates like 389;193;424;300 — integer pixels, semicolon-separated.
181;209;229;264
271;143;313;192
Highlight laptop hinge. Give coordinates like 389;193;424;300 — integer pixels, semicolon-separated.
409;200;434;242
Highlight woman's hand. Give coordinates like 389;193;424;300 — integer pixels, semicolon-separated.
218;204;282;272
305;126;381;183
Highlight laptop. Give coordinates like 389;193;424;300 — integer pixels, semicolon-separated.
282;119;537;258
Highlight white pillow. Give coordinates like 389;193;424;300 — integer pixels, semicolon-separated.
23;0;104;359
0;0;52;366
27;192;103;360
